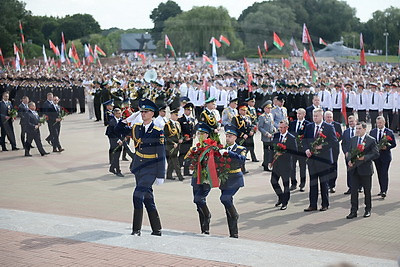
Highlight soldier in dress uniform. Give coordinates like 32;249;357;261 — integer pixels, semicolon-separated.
258;101;276;171
219;125;247;238
200;97;220;137
178;102;195;176
237;79;249;104
245;97;259;162
271;95;288;128
105;108;124;177
164;108;184;181
93;81;102;121
355;84;368;123
115;99;166;236
221;98;238;126
103;99;114;127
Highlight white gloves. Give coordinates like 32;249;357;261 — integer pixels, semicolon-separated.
154;178;164;186
219;149;228;155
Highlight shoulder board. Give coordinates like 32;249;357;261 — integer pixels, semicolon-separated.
237;145;246;150
134;123;142;126
272;107;277;109
153;126;162;131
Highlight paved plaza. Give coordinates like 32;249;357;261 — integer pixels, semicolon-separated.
1;112;399;266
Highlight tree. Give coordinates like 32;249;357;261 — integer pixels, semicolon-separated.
57;14;101;42
240;2;300;51
150;1;182;44
162;6;243;55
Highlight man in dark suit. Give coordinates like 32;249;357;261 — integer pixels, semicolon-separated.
303;108;337;212
24;102;49;157
178;102;195;176
341;115;358;194
369;116;397;198
270;120;297;210
52;96;64;152
346;121;379;219
18;96;30;148
105;108;124;177
324;111;342;193
42;92;62;152
288;108;310;191
0;91;18;151
305;95;323;122
219;125;247;238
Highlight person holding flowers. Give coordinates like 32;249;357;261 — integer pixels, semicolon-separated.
369;116;397;199
24;102;49;157
0;91;18;151
346;121;379;219
269;120;297;210
218;124;247;238
303;108;337;212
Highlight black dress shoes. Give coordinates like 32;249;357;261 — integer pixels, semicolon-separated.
319;207;328;211
290;185;297;191
122;157;129;161
358;188;363;193
329;188;336;193
41;152;50;156
109;168;116;174
115;172;125;177
166;177;175;180
131;230;141;236
275;201;282;207
363;211;371;218
25;154;32;157
151;231;162;236
299;187;305;192
346;212;357;219
344;189;351;195
280;205;287;210
12;147;19;151
381;192;386;198
304;206;317;212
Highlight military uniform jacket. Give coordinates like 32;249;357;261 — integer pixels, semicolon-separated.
257;112;275;142
221;107;238;126
164;119;181;155
231;115;252;138
220;144;247;190
116;121;166;185
247;107;258;125
200;108;219;129
270;106;287;128
178;115;194;140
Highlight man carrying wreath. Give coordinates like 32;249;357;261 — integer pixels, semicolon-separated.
270;120;297;210
303;108;337;212
346;121;379;219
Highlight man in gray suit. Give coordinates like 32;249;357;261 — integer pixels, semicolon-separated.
346;121;379;219
258;101;276;171
271;95;287;129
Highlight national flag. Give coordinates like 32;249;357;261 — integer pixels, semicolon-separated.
282;58;291;69
13;43;20;55
341;85;348;125
15;52;21;71
243;57;253;92
70;42;80;65
19;21;25;44
257;45;263;63
19;43;26;65
42;45;48;64
302;48;316;71
210;37;221;48
264;40;268;52
94;45;106;56
0;48;4;66
49;40;60;56
360;33;366;66
61;32;70;64
289;37;299;56
138;53;146;64
302;24;317;63
219;35;230;46
164;35;176;58
273;32;284;50
84;44;94;65
202;55;213;68
319;37;328;46
202;76;209;99
211;38;218;75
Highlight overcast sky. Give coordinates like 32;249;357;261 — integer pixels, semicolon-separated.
24;0;400;30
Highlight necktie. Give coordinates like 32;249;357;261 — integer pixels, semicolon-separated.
350;128;354;138
346;94;349;104
219;91;222;101
358;137;362;144
321;92;324;102
296;121;301;132
372;93;375;105
386;93;389;103
314;125;320;139
197;90;200;101
335;93;338;104
228;146;232;151
378;130;382;141
279;135;283;143
360;94;362;105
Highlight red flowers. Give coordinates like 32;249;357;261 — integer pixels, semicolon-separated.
335;132;341;138
319;132;327;139
357;144;365;152
386;135;393;141
277;143;287;150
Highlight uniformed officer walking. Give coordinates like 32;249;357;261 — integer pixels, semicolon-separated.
164;108;184;181
178;102;195;176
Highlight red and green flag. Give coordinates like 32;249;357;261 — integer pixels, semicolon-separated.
319;37;328;46
273;32;284;50
210;37;221;48
49;40;60;56
19;21;25;44
202;55;213;68
19;43;26;65
282;58;291;69
95;45;106;57
0;48;5;66
264;40;268;52
257;45;263;63
360;33;366;66
243;57;253;92
164;35;176;58
302;23;316;64
302;48;316;71
219;35;230;46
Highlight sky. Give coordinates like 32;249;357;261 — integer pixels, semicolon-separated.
24;0;400;30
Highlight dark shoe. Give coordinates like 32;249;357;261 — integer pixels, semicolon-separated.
377;192;382;196
58;148;65;152
346;212;357;219
53;148;58;152
299;187;305;192
151;231;162;236
319;207;328;211
329;188;336;193
115;172;125;177
25;154;32;157
131;230;141;236
109;168;116;174
252;159;260;162
148;210;162;237
280;205;287;210
275;201;282;207
178;177;185;181
122;157;129;161
12;147;19;151
381;192;386;198
243;171;249;175
358;188;363;193
344;189;351;195
166;177;175;180
290;185;297;191
2;147;8;151
304;207;317;212
363;211;371;218
41;152;50;156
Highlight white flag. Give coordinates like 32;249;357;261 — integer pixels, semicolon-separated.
211;38;218;75
42;45;48;65
15;52;21;71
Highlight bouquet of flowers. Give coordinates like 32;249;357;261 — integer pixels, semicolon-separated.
296;134;304;150
186;138;231;187
8;107;18;120
349;143;365;165
377;134;393;150
39;115;48;124
335;131;341;139
54;107;69;125
310;132;327;156
269;142;287;169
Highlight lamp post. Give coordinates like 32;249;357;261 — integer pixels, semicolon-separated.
383;31;389;62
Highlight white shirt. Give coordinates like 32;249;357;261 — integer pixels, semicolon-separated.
143;122;152;133
153;115;166;129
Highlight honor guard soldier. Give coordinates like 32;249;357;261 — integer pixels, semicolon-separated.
355;84;368;123
105;108;124;177
221;98;238;126
258;101;276;171
219;125;247;238
271;95;288;129
178;102;195;176
245;97;259;162
368;83;383;129
164;108;184;181
93;81;102;121
115;99;166;236
103;99;114;127
200;97;220;137
237;79;249;104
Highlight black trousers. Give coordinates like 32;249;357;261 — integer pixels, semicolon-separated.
370;110;379;129
332;108;342;123
291;154;307;187
383;109;393;129
271;171;290;205
166;151;183;179
374;158;391;193
308;167;330;208
245;135;257;161
217;105;224;116
357;110;367;123
47;122;61;149
195;106;203;120
20;124;28;147
262;142;273;169
0;120;17;149
350;169;372;213
25;129;46;155
109;138;122;172
94;101;102;121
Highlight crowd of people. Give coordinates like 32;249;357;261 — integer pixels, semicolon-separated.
1;58;399;237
